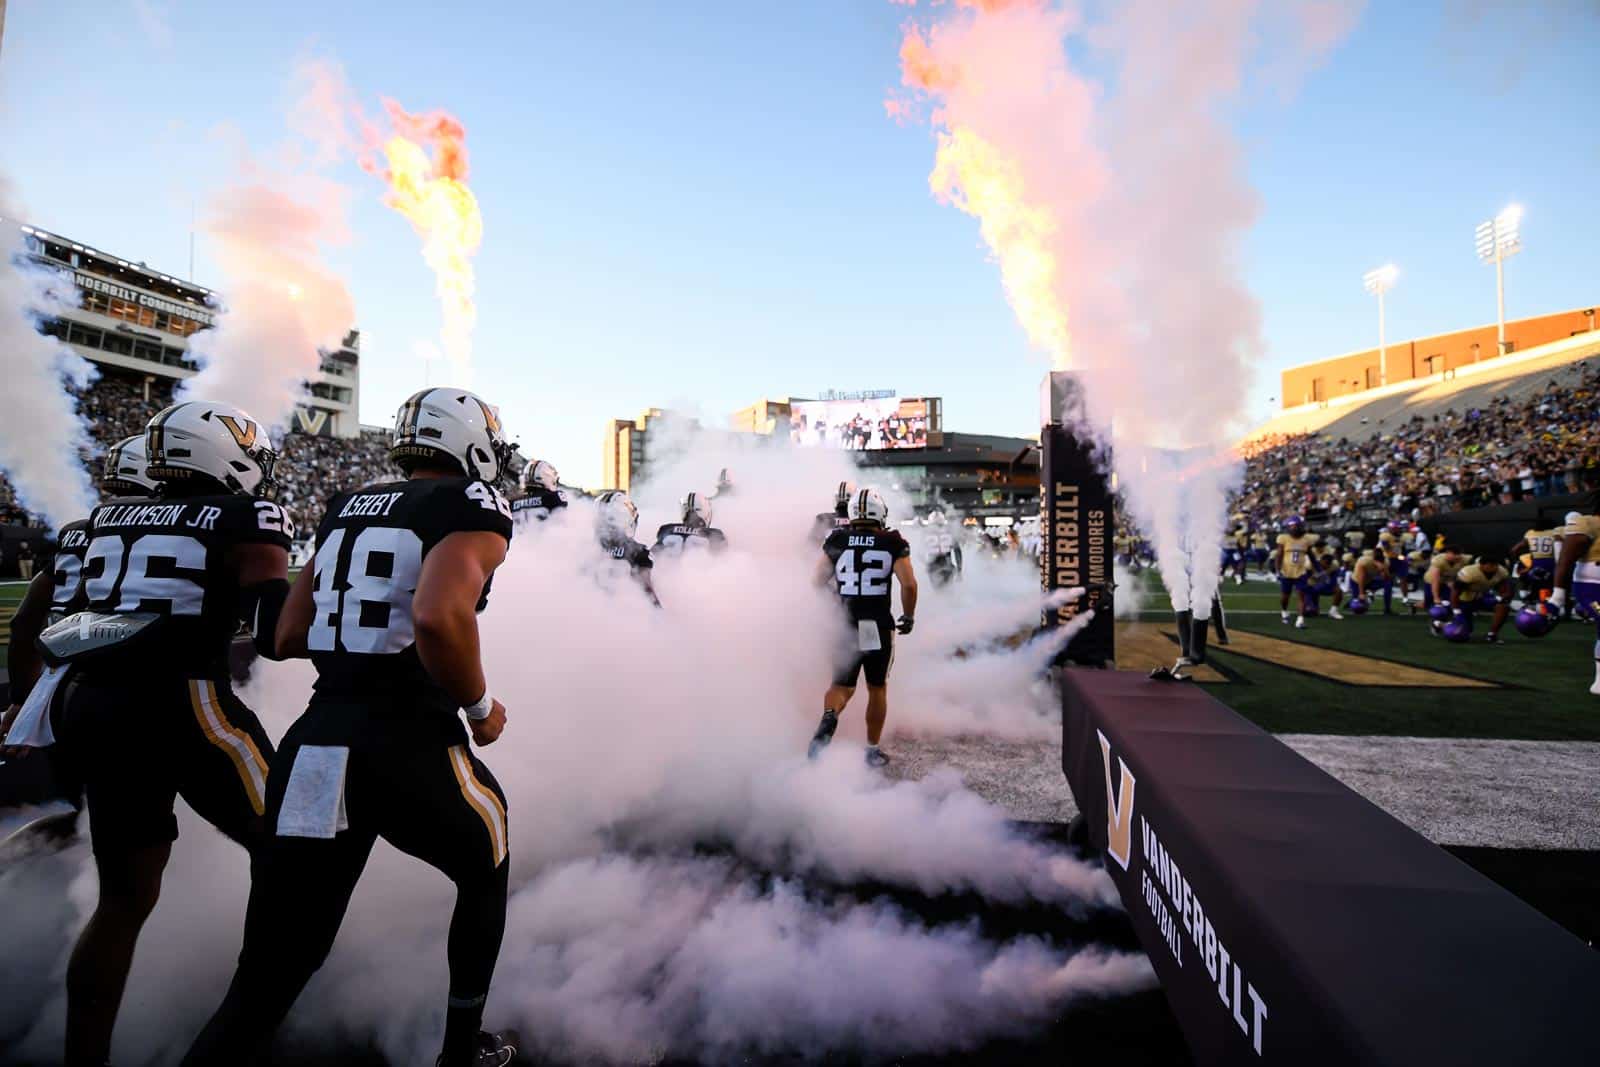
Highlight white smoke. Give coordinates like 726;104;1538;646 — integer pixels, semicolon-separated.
0;188;99;529
897;0;1361;615
177;82;357;434
0;441;1147;1064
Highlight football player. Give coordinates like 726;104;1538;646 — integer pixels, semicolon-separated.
1450;554;1513;643
808;487;917;767
1377;521;1409;599
1234;523;1252;584
1351;547;1390;604
511;458;567;526
595;489;659;606
714;467;734;497
1549;511;1600;695
1250;528;1270;574
923;510;963;588
183;388;520;1067
653;491;728;556
1508;523;1559;602
812;480;854;542
1305;545;1345;620
1423;544;1469;615
1;404;292;1067
2;435;159;822
1274;516;1320;628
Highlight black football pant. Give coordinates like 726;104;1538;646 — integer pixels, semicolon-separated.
53;671;273;855
182;705;510;1066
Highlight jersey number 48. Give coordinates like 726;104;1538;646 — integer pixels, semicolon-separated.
307;527;424;654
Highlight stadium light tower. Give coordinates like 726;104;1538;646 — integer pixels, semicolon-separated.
1475;203;1522;354
1362;264;1398;386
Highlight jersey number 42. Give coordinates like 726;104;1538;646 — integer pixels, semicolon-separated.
835;550;893;597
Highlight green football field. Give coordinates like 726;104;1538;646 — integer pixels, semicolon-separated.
1128;570;1600;742
6;574;1597;742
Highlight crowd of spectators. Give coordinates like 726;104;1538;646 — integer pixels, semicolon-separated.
4;359;1597;540
0;369;394;533
1233;359;1600;526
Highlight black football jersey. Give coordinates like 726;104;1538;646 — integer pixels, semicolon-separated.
50;518;92;619
512;487;568;525
822;524;910;621
81;493;295;674
812;511;850;542
304;477;513;713
652;523;728;555
601;536;654;575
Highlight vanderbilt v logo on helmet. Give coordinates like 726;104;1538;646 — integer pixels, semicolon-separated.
216;414;258;451
144;401;278;497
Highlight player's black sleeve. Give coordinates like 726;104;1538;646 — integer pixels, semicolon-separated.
889;531;912;559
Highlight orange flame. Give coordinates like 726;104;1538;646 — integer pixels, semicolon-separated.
903;16;1073;368
927;126;1069;364
364;101;483;381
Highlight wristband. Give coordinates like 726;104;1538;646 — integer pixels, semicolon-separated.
463;690;494;721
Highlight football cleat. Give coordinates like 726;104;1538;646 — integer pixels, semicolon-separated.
864;747;891;768
437;1029;521;1067
1294;615;1306;629
808;710;839;760
1280;611;1291;624
1328;606;1344;620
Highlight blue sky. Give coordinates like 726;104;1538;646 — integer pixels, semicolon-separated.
2;1;1595;486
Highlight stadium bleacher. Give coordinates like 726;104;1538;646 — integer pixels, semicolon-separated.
1234;337;1599;526
0;368;393;536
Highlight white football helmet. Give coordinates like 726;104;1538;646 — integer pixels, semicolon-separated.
596;490;639;541
681;491;713;527
848;486;889;525
927;510;948;527
101;434;158;496
146;401;278;497
833;480;855;514
522;459;560;493
391;388;514;485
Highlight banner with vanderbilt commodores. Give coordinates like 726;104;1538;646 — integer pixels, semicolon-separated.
1058;669;1600;1065
1039;372;1113;666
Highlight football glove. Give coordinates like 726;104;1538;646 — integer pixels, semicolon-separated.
896;615;915;635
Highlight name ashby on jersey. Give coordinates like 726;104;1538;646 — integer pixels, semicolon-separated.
1100;731;1270;1057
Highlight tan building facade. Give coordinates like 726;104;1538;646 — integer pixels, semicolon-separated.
1281;306;1597;408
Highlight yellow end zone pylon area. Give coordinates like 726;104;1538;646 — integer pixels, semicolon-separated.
1113;621;1502;689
